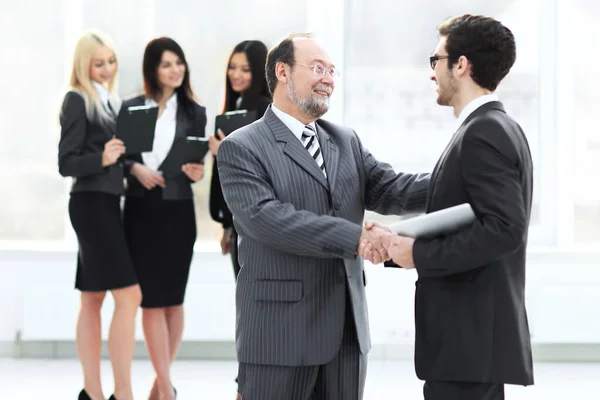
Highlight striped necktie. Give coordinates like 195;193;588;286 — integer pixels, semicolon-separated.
301;125;326;177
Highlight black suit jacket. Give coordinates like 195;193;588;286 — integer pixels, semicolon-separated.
209;95;271;228
58;91;124;195
412;101;534;385
120;95;207;200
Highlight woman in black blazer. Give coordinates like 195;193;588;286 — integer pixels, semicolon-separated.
58;30;141;400
208;40;271;279
121;37;205;400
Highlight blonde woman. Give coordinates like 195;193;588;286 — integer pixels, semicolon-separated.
58;30;141;400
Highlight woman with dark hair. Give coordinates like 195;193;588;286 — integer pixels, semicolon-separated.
209;40;271;278
121;37;206;400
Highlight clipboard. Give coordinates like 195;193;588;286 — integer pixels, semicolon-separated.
116;105;158;154
215;109;258;136
387;203;476;239
158;137;209;176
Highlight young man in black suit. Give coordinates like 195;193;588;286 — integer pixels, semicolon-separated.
381;14;535;400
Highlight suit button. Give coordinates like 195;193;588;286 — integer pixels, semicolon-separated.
334;202;341;210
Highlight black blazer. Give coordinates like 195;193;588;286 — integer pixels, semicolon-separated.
58;91;124;195
121;95;207;200
412;101;534;385
209;95;271;228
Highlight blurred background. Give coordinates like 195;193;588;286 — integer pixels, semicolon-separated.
0;0;599;398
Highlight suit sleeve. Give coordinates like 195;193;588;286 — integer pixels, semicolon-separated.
413;118;527;278
195;104;207;138
58;91;105;177
357;132;430;215
209;158;234;228
217;137;362;259
118;100;136;175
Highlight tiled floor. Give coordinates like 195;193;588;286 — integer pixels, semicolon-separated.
0;358;599;399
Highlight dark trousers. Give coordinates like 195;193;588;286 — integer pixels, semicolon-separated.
238;303;366;400
424;381;505;400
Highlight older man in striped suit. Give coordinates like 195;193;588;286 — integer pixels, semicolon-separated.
217;33;430;400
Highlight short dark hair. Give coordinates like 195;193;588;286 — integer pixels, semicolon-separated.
265;33;312;95
438;15;516;91
143;37;196;115
223;40;270;113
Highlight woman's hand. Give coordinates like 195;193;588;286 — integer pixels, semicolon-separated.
130;162;165;189
209;129;226;155
220;229;231;255
182;162;204;182
101;137;125;167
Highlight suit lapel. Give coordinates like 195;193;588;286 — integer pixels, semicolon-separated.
174;107;189;139
425;129;461;210
315;122;338;191
425;101;507;211
264;108;329;190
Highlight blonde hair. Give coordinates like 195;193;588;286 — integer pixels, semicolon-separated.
68;29;120;123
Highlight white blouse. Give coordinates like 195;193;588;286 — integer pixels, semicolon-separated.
142;94;178;171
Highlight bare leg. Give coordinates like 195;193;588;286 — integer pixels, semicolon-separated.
77;291;107;400
143;308;175;400
109;284;142;400
150;305;184;398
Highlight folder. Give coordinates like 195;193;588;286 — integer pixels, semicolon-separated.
387;203;476;239
158;137;209;176
215;109;258;136
116;105;158;154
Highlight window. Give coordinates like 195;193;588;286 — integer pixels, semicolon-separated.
343;0;549;244
1;0;307;247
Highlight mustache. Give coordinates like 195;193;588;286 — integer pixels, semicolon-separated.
312;84;333;95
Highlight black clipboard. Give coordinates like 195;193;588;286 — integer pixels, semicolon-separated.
116;105;158;154
215;109;258;136
158;137;209;176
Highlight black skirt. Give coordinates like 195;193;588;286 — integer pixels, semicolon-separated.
124;188;196;308
69;192;138;292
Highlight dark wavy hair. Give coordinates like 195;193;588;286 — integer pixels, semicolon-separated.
222;40;270;113
438;15;516;91
143;37;196;116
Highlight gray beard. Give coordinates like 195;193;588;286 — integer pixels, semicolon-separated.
288;75;330;118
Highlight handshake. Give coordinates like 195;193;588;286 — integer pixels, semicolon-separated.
356;221;415;269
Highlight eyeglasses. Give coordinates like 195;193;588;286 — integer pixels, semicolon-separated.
429;55;454;70
296;63;340;79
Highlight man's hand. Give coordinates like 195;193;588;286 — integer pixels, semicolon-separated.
357;224;392;264
382;235;416;269
220;228;231;255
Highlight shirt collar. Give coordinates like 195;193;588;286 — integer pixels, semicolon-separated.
92;81;110;106
455;93;499;131
271;104;317;142
146;92;178;109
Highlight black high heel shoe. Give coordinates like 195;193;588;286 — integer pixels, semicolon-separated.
78;389;92;400
108;396;118;400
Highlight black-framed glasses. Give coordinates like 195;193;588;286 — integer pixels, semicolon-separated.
430;55;453;70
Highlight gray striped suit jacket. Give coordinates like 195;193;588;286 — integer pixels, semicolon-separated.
217;106;429;367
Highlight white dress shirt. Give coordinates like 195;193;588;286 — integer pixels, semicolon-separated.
455;94;499;131
271;104;317;144
143;94;178;171
92;81;112;113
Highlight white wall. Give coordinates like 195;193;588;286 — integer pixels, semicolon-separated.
2;248;600;354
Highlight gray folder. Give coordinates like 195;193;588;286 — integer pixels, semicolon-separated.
387;203;476;238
